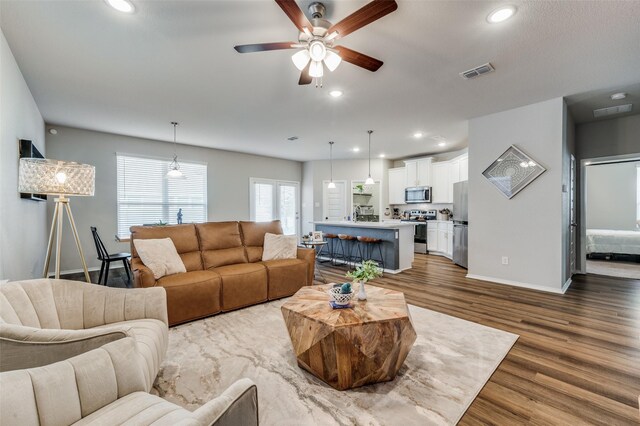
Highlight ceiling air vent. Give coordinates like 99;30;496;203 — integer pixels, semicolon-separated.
460;63;495;80
593;104;633;118
287;136;299;141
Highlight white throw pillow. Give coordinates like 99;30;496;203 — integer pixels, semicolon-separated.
133;238;186;279
262;233;298;261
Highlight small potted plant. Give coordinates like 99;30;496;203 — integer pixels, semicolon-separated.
354;184;365;193
346;260;383;301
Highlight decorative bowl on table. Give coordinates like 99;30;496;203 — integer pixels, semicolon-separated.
328;286;354;306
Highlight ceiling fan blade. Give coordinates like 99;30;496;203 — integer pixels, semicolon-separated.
298;62;312;85
275;0;314;33
327;0;398;40
334;45;383;72
234;42;297;53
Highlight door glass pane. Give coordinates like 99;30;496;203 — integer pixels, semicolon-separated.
279;184;297;235
254;183;274;222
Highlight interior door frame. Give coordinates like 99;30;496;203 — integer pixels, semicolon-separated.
249;177;301;236
578;152;640;273
322;179;348;221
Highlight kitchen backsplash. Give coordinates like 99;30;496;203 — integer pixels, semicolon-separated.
389;203;454;216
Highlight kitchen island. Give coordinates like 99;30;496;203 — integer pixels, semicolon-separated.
313;221;415;273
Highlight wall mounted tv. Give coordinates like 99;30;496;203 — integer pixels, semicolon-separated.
19;139;47;201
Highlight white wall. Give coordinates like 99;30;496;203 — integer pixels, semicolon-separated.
586;161;639;231
302;159;391;231
468;97;566;293
46;126;302;272
0;30;47;280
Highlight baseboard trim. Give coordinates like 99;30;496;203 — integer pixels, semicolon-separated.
48;265;125;278
561;278;572;294
465;274;566;294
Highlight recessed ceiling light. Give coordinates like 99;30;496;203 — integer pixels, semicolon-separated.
352;147;360;152
329;90;343;98
610;92;627;100
48;128;58;135
379;153;386;158
487;5;516;23
413;132;424;138
105;0;135;13
438;142;446;147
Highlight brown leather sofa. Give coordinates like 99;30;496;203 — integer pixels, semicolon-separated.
130;220;314;326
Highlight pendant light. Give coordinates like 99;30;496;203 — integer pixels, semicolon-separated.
166;121;184;179
364;130;375;185
327;141;336;189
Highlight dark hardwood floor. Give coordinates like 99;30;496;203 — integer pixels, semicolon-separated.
318;254;640;425
63;255;640;424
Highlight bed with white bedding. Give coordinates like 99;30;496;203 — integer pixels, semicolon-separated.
586;229;640;255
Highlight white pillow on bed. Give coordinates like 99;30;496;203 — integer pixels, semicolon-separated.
133;238;186;279
262;233;298;261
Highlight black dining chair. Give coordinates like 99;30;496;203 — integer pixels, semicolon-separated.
91;227;131;286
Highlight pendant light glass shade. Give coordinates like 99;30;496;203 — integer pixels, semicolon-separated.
291;49;311;71
166;122;184;179
324;50;342;72
364;130;374;185
309;60;324;78
327;141;336;189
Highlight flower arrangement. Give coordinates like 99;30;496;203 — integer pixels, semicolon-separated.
346;260;383;301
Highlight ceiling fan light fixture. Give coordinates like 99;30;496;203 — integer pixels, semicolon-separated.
292;49;311;71
323;50;342;72
309;60;324;78
309;40;327;61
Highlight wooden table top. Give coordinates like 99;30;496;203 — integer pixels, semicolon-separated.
281;283;411;327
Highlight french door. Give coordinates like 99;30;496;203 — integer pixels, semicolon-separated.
249;178;300;236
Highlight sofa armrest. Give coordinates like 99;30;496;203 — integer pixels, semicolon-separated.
0;323;133;372
131;260;156;288
297;247;315;285
192;378;258;426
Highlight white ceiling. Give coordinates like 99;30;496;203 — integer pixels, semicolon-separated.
2;1;639;161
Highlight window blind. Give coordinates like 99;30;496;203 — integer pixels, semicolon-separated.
116;154;207;237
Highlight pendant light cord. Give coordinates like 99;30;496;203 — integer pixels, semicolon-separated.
172;121;178;161
368;130;373;177
329;141;334;182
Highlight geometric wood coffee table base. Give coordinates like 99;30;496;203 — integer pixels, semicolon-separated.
281;284;417;390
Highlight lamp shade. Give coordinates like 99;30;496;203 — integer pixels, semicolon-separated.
19;158;95;196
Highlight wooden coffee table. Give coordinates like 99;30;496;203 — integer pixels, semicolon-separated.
281;284;417;390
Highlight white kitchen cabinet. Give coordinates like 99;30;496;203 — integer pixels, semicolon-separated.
447;222;453;257
388;167;406;205
427;222;437;251
459;156;469;181
431;162;450;203
404;158;432;187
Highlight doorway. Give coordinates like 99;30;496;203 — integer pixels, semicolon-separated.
249;178;300;236
580;154;640;279
322;180;347;221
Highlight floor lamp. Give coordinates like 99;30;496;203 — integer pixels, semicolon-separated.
19;158;95;283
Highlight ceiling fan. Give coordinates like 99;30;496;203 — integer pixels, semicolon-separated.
234;0;398;86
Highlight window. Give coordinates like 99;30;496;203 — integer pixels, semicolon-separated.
249;178;299;235
117;154;207;237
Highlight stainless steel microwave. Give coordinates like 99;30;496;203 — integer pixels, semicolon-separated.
405;186;432;204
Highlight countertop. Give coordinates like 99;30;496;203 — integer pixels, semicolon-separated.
313;221;416;229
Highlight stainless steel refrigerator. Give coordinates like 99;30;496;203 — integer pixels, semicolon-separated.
452;181;468;269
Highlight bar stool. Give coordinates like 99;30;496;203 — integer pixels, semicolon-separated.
319;233;338;263
356;236;385;274
334;234;357;267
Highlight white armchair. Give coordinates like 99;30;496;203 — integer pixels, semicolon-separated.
0;279;168;390
0;337;259;426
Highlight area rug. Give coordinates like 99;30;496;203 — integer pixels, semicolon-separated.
152;299;518;425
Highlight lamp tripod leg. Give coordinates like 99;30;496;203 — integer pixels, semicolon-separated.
43;202;60;278
55;201;64;279
64;203;91;283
